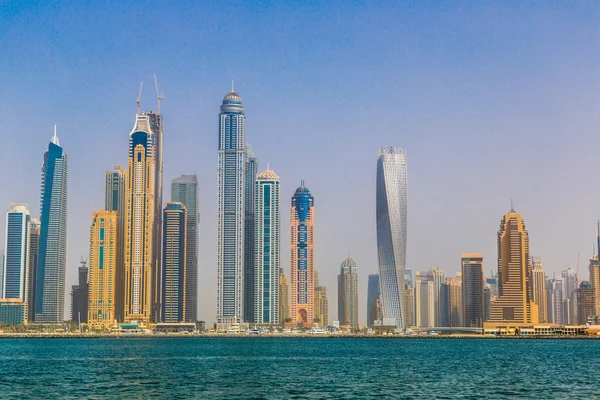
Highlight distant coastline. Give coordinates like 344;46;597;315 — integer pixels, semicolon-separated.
1;333;598;340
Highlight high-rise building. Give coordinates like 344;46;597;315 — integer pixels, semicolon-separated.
243;146;258;323
404;285;414;327
162;203;187;323
0;253;4;298
590;255;600;318
405;268;413;288
148;111;164;323
429;266;445;326
577;281;595;325
440;276;462;327
314;284;329;326
36;125;68;323
217;88;246;327
104;166;126;323
171;175;199;322
290;181;315;327
253;170;280;325
26;218;40;322
88;211;117;331
337;257;359;329
461;254;484;327
70;260;88;324
483;285;491;321
531;257;546;323
546;276;563;324
367;274;381;327
279;268;289;322
415;272;434;328
376;146;407;329
3;203;31;302
561;266;577;306
490;209;538;324
124;114;155;326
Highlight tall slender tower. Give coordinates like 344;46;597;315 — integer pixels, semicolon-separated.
290;181;315;327
279;267;289;322
3;203;31;300
147;111;164;323
367;274;380;327
253;169;280;324
429;266;445;326
162;202;187;322
105;166;126;322
36;125;68;323
531;257;546;323
124;114;155;326
171;175;199;322
461;254;484;327
88;210;117;331
490;209;539;323
338;257;359;329
217;87;246;327
27;218;40;322
244;145;258;323
376;146;407;328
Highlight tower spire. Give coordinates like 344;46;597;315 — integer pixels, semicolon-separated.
51;123;60;146
137;81;144;114
231;80;234;91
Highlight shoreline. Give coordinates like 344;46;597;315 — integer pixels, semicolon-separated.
0;333;598;340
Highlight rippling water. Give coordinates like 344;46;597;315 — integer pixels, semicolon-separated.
0;338;598;399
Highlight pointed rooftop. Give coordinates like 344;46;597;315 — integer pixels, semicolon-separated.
50;123;60;146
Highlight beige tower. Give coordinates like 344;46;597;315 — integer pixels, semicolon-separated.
531;257;546;323
279;268;290;322
290;182;314;327
124;114;155;326
88;211;117;331
490;209;539;323
589;255;600;317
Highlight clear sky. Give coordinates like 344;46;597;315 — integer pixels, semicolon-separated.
1;1;600;324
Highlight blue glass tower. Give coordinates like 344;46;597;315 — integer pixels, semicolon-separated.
3;203;31;300
217;87;246;326
162;202;187;322
36;126;68;323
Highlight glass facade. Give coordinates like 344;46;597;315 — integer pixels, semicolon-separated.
243;147;258;323
171;175;199;322
36;132;68;323
253;170;280;324
3;204;31;300
376;146;407;328
217;89;246;325
162;203;187;323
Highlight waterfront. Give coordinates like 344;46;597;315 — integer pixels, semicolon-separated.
0;338;598;398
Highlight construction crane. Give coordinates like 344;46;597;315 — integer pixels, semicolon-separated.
136;81;144;114
154;73;164;113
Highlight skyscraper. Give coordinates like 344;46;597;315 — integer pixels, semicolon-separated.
88;210;117;331
589;255;600;318
244;146;258;323
337;257;359;329
3;203;30;301
171;175;199;322
415;272;434;328
576;281;595;325
490;209;538;324
367;274;381;327
461;254;484;327
440;276;462;327
124;114;155;326
0;253;3;298
70;260;88;324
546;276;563;324
162;203;187;323
104;166;126;323
531;257;546;323
314;281;329;326
290;181;315;327
36;125;68;323
254;169;280;324
429;266;445;327
279;268;289;322
217;87;246;327
376;146;407;329
561;266;577;320
483;285;491;321
148;110;164;323
27;218;40;322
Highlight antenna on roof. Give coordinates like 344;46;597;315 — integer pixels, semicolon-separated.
154;74;164;114
137;81;144;114
232;80;234;91
53;123;57;140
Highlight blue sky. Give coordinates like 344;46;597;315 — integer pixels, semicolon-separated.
1;1;600;323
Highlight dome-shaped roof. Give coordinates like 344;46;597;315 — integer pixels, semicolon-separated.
257;169;279;181
294;180;311;195
342;257;357;268
224;89;242;101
